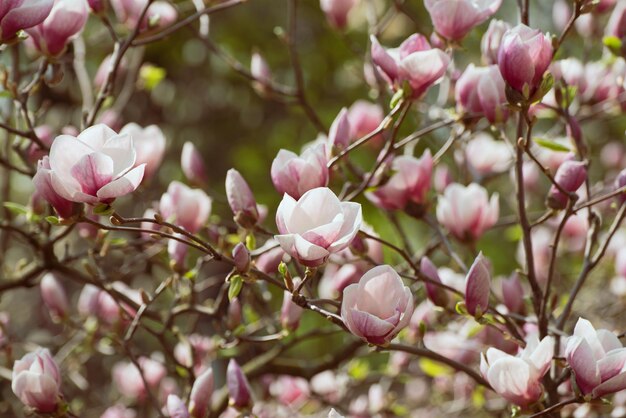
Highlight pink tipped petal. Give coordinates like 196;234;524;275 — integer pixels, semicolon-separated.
96;164;145;201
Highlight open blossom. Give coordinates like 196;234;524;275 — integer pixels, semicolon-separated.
159;181;212;233
37;124;145;204
12;348;61;413
26;0;88;57
271;143;329;199
497;24;553;96
33;156;77;218
465;133;512;175
320;0;356;29
366;150;433;211
341;265;414;345
119;123;166;180
436;183;499;241
425;0;502;41
370;33;450;98
565;318;626;398
455;65;508;123
481;19;510;65
480;335;554;406
111;0;177;31
275;187;362;267
0;0;54;43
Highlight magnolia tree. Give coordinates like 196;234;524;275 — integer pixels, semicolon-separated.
1;0;626;417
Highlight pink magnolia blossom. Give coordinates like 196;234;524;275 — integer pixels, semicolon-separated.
607;1;626;39
370;33;450;98
271;143;329;200
226;168;259;227
42;124;145;204
269;376;310;406
436;183;499;241
100;405;137;418
112;357;166;401
159;181;212;233
425;0;502;41
501;274;525;314
0;0;54;44
166;395;190;418
464;252;491;317
565;318;626;398
275;187;362;267
465;133;512;175
120;123;166;180
366;150;433;211
40;273;69;319
226;359;253;409
320;0;356;29
26;0;88;57
347;100;384;141
481;19;510;65
173;334;214;375
32;156;77;218
420;257;449;307
455;65;508;123
341;265;414;345
327;108;351;151
181;142;208;186
497;24;553;96
480;335;554;406
281;289;304;330
232;243;251;273
12;348;61;413
189;367;214;418
546;160;587;210
110;0;177;31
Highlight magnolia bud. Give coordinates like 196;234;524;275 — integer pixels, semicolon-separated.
227;359;253;409
251;51;271;84
465;252;491;317
481;19;510;65
12;348;61;413
547;161;587;209
232;243;251;273
227;297;242;330
420;257;448;307
501;274;525;314
425;0;501;41
166;394;190;418
226;169;259;228
88;0;106;14
328;107;351;151
40;273;69;320
189;368;214;418
181;142;208;186
281;290;304;331
320;0;356;29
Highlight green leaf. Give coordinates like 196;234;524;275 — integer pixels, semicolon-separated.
603;36;623;56
93;203;113;215
228;275;243;301
347;359;370;380
419;358;454;377
390;89;404;109
140;64;166;91
45;216;60;225
3;202;28;215
505;224;523;241
534;138;571;152
245;234;256;250
455;301;468;316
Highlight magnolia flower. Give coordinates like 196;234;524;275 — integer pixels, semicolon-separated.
181;141;208;186
501;274;525;314
607;1;626;39
40;273;69;319
436;183;499;241
366;150;433;210
12;348;61;413
226;169;259;228
320;0;356;29
546;160;587;210
281;289;304;330
370;33;450;98
26;0;88;57
119;123;166;180
464;253;491;317
189;368;214;418
0;0;54;43
275;187;362;267
159;181;212;233
110;0;177;31
481;19;510;65
32;156;77;218
100;405;137;418
341;265;414;345
455;65;508;124
347;100;384;141
425;0;502;41
112;357;166;401
227;360;253;409
166;395;190;418
480;335;554;406
565;318;626;398
465;133;512;175
271;143;329;200
327;108;351;151
39;124;145;204
270;376;310;406
497;24;553;96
